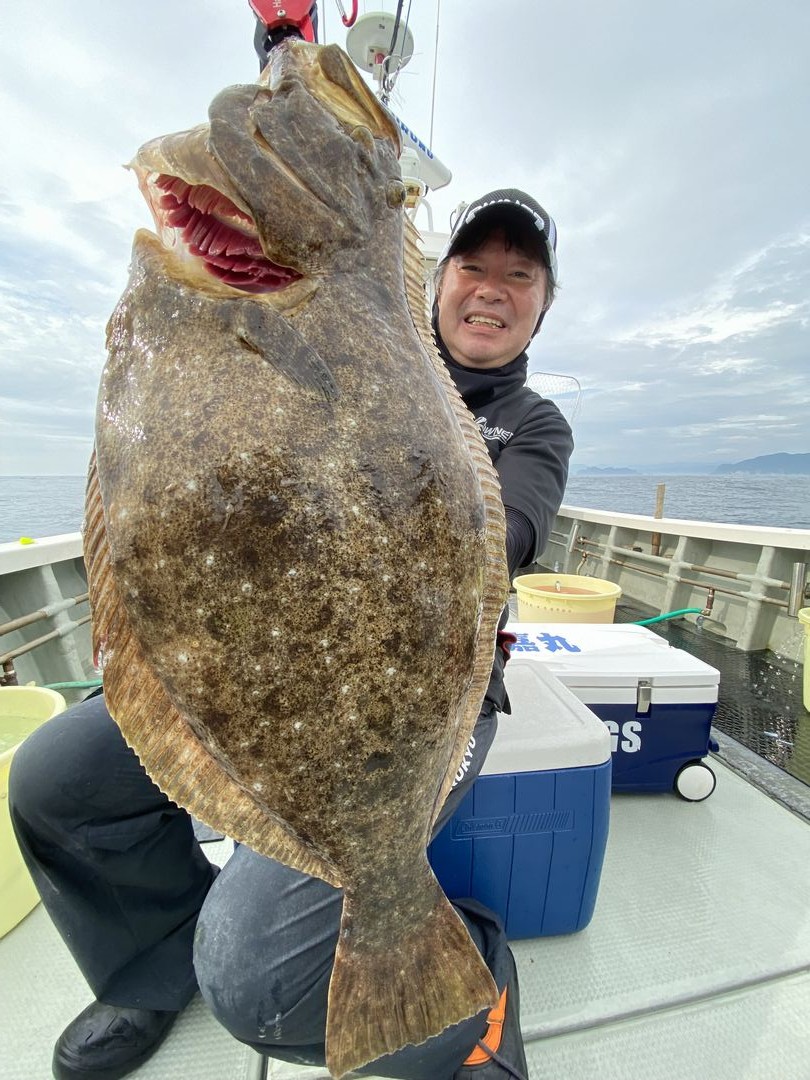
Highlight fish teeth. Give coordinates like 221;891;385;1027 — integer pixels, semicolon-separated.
165;205;194;228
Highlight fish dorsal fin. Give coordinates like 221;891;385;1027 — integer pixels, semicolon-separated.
402;216;509;820
84;452;341;887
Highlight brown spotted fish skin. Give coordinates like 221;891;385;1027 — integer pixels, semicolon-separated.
85;41;507;1079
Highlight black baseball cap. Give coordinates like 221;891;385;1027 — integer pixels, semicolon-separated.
438;188;558;288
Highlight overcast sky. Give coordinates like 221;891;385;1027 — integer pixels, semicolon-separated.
1;0;808;476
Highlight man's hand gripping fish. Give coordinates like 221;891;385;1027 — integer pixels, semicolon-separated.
85;41;509;1079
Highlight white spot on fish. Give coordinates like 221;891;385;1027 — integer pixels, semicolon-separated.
320;638;329;647
186;479;198;491
386;667;396;676
416;687;424;696
271;629;281;637
253;782;264;792
382;574;391;582
177;653;189;664
205;554;215;566
260;720;270;727
341;685;350;694
293;721;303;731
254;663;262;671
287;568;298;577
241;582;253;595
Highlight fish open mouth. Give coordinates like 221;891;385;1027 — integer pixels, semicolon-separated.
152;174;302;294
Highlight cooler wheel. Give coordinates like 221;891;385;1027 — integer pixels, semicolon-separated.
675;760;716;802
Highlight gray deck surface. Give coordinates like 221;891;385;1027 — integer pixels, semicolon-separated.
3;758;810;1079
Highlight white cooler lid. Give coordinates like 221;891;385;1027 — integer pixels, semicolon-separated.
504;621;720;691
483;659;612;774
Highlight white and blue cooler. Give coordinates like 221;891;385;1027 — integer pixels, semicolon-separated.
428;660;611;939
504;622;721;797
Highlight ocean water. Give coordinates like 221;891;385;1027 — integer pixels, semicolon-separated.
562;473;810;530
1;473;808;545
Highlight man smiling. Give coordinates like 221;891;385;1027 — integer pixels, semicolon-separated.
434;189;571;599
436;198;554;371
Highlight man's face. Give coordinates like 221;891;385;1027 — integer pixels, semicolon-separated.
436;230;548;370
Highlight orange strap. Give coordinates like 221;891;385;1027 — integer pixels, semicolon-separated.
462;987;508;1066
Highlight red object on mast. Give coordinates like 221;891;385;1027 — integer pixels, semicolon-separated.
250;1;318;69
249;1;318;41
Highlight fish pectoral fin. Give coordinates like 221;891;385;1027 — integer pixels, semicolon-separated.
233;301;339;403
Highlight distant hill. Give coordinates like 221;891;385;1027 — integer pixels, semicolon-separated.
576;466;640;476
714;453;810;475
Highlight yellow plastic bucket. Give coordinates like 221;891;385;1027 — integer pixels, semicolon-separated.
0;686;67;937
514;573;622;624
799;609;810;713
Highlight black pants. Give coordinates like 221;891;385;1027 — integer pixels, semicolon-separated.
9;693;512;1079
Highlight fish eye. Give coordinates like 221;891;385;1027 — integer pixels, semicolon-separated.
386;180;407;208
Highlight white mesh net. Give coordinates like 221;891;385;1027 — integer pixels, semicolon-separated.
526;371;582;425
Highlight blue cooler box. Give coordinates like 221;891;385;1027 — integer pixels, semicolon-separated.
504;623;720;794
429;661;611;939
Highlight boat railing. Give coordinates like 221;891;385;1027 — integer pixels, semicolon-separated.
539;505;810;653
0;533;93;698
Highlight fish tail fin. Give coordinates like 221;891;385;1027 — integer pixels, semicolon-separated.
325;872;498;1079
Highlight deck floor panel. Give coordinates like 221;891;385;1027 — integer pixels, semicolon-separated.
524;971;810;1080
516;761;810;1035
4;764;810;1078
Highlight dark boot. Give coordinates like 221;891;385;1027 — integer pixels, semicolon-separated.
52;1001;178;1080
452;947;529;1079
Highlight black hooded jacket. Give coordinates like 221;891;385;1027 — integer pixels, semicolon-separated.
438;341;574;573
436;335;574;710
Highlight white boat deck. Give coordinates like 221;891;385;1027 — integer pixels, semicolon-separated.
3;758;809;1080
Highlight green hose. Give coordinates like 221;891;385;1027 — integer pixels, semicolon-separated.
43;679;103;690
633;608;705;626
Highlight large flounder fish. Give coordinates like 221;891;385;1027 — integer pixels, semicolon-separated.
85;40;508;1079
